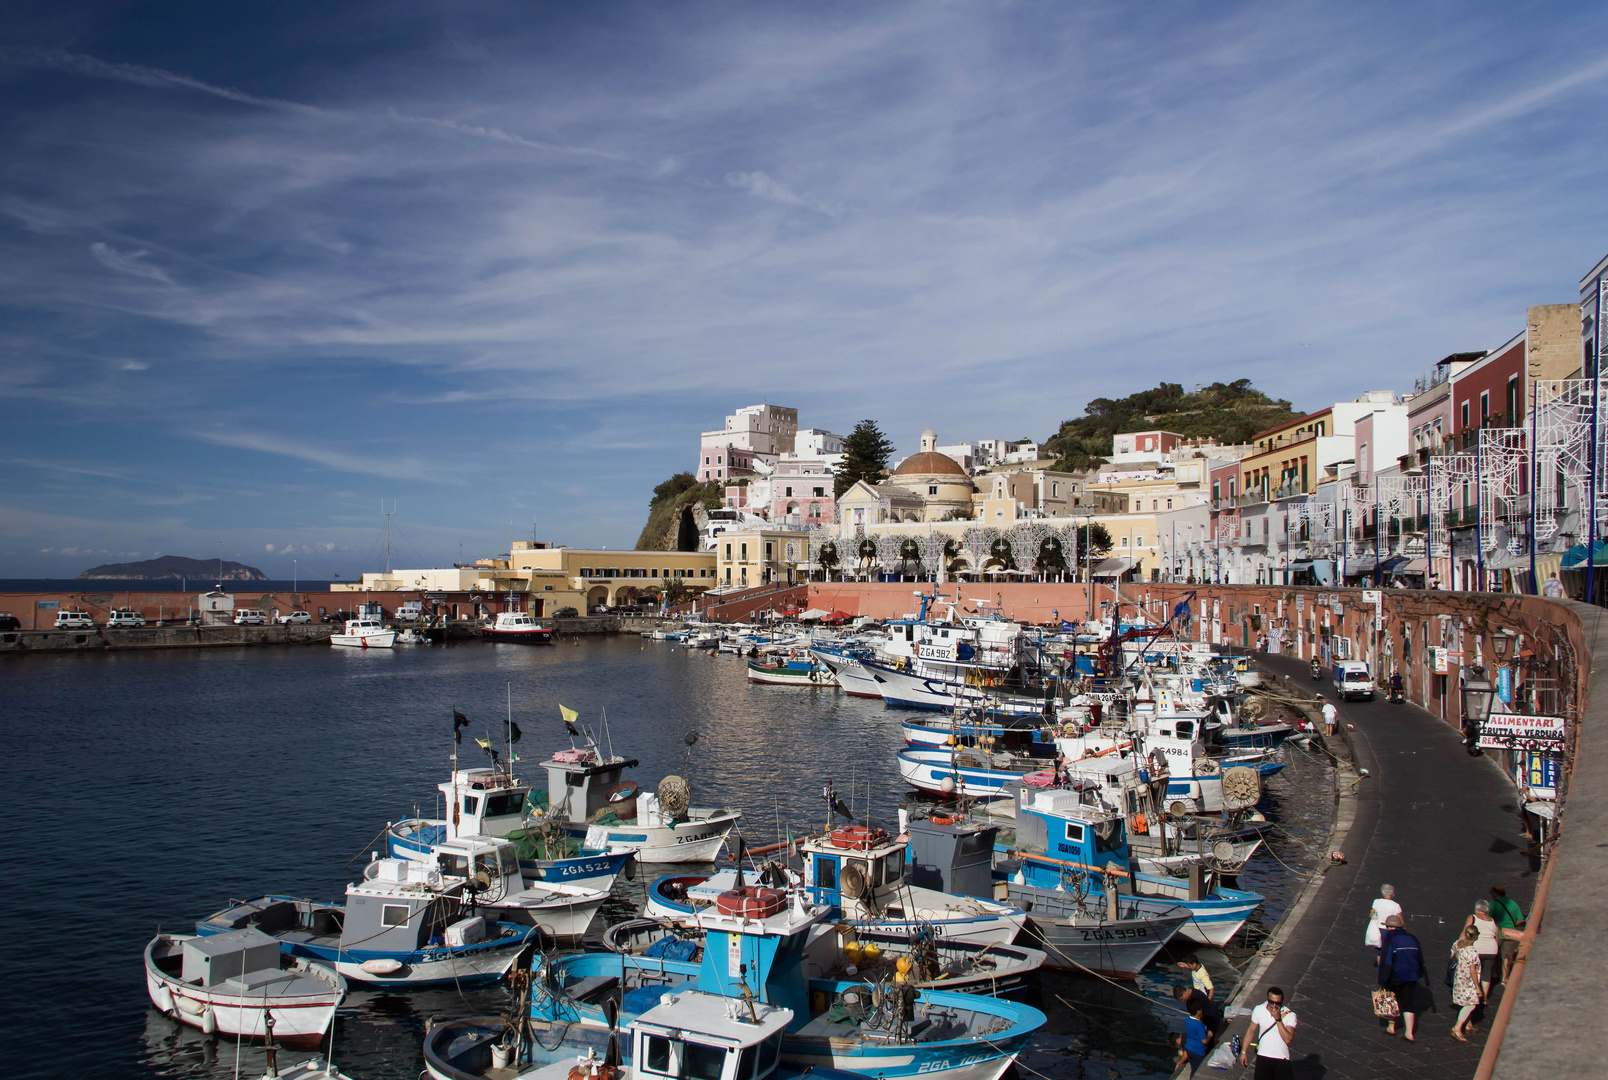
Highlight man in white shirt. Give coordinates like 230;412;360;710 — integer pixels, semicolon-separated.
1366;884;1402;949
1320;698;1338;736
1239;986;1297;1079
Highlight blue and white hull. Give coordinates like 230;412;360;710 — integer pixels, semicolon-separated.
387;819;632;888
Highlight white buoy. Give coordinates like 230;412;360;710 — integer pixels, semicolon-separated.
362;958;405;975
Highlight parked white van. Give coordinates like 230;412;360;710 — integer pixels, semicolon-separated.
54;611;95;629
1332;660;1374;701
233;609;269;626
107;609;147;627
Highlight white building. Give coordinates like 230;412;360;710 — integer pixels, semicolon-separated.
699;403;799;469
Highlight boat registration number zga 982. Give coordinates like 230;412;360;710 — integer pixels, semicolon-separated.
1078;927;1150;941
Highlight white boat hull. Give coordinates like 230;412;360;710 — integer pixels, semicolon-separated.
330;630;395;648
569;811;740;863
144;940;342;1047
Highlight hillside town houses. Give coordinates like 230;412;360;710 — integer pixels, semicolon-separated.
340;247;1608;612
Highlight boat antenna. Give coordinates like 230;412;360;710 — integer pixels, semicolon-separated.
602;705;614;761
507;682;514;776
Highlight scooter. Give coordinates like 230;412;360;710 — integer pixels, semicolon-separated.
1388;678;1405;704
1311;660;1323;680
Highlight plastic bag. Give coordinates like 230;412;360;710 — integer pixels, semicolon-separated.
1203;1043;1236;1070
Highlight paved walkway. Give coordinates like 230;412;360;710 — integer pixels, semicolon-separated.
1229;654;1536;1079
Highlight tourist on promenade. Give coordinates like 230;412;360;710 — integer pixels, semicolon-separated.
1377;914;1426;1040
1177;954;1214;999
1449;924;1484;1042
1488;885;1526;979
1463;899;1516;999
1238;986;1297;1079
1366;884;1402;949
1320;696;1337;737
1173;983;1226;1040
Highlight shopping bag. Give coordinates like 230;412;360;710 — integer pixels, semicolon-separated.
1203;1042;1237;1070
1372;988;1401;1018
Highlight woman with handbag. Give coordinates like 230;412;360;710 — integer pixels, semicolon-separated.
1377;914;1426;1040
1449;925;1484;1041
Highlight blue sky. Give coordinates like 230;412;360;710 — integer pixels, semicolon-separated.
3;1;1607;577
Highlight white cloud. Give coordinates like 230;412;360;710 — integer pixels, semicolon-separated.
119;360;150;371
193;429;443;482
265;543;275;552
725;171;839;217
90;242;174;285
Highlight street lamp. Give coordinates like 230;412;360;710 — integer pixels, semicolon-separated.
1461;664;1496;755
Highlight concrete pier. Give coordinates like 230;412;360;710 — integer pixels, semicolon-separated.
0;623;334;653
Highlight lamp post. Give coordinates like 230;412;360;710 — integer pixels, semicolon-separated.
1461;664;1496;755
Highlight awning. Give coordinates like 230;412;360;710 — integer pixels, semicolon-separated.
1399;557;1428;574
1091;557;1135;578
798;608;832;620
1561;541;1608;568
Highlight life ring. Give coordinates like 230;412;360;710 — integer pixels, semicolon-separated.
714;886;787;919
928;813;959;826
830;826;886;850
570;1066;620;1080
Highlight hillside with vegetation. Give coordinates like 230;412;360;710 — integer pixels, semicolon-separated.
636;472;724;551
1043;380;1300;472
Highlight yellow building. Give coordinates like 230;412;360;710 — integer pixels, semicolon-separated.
340;542;716;614
713;530;812;589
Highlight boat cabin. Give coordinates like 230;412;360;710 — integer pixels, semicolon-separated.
631;992;791;1080
179;927;281;987
541;748;641;825
905;817;999;901
433;835;525;894
1011;788;1131;892
492;612;541;631
438;767;532;842
799;828;906;910
344;863;479;952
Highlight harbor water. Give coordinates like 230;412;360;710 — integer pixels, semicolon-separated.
1;635;1333;1080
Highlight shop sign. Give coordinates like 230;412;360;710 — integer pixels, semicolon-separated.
1478;714;1566;751
1497;666;1513;704
36;600;59;609
1524;752;1559;794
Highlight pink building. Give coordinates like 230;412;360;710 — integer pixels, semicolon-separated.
768;463;836;526
698;446;756;482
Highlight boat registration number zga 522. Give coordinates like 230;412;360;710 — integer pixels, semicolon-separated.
676;830;718;845
1078;927;1151;941
557;861;613;878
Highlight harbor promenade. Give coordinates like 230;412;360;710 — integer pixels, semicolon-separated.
1225;651;1535;1079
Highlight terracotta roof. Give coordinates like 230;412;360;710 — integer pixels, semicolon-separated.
893;451;968;477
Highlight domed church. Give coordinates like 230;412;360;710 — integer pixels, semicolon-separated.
889;430;978;521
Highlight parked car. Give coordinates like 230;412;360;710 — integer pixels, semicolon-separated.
0;612;20;630
107;609;147;627
589;605;610;614
279;610;313;624
553;606;579;618
322;610;356;624
233;609;269;626
54;611;96;629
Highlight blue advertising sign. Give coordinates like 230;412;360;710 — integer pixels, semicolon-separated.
1497;666;1513;704
36;600;59;609
1524;751;1559;793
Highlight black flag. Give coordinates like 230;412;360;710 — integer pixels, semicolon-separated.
454;709;469;746
509;722;522;743
831;797;855;822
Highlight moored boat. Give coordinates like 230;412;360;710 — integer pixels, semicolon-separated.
481;611;555;644
330;617;395;648
747;656;835;686
144;930;345;1047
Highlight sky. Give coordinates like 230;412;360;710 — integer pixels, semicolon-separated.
3;1;1608;578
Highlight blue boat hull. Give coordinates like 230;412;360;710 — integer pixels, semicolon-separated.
387;824;633;888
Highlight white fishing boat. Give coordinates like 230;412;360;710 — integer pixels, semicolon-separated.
329;617;395;649
144;930;345;1047
534;742;742;863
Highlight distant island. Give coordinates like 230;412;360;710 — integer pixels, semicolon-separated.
78;555;268;581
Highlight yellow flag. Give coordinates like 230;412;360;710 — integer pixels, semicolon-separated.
560;705;579;726
475;738;491;750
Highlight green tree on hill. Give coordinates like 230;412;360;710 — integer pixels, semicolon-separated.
834;420;897;498
1043;380;1299;473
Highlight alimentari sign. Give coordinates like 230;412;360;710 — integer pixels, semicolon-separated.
1478;714;1566;750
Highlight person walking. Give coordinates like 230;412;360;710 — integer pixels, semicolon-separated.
1377;914;1425;1040
1320;696;1338;737
1449;924;1484;1041
1238;986;1297;1079
1463;899;1519;999
1365;884;1401;949
1488;885;1526;980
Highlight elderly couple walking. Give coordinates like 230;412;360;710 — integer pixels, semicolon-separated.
1367;883;1525;1042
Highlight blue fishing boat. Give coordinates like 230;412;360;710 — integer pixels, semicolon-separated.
510;881;1045;1080
1001;785;1264;948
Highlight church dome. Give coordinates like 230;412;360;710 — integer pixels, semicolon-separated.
894;451;967;477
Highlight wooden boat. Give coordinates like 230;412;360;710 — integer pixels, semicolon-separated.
144;930;344;1047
